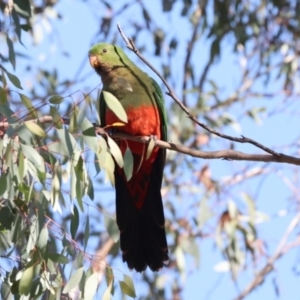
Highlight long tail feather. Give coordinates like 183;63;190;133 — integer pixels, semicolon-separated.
115;148;168;272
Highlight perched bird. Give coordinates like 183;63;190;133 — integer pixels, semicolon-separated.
89;43;168;272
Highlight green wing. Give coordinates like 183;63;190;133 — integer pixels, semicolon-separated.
150;78;167;142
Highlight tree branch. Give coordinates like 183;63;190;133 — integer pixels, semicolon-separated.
234;211;300;300
2;117;300;165
116;23;283;158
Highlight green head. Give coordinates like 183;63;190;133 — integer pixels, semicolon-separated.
89;43;131;74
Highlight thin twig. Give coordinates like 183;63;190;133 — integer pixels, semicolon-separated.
116;23;283;157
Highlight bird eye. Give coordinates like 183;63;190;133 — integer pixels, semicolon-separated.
103;49;107;53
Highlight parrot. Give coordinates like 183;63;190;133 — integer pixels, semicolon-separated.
88;43;169;272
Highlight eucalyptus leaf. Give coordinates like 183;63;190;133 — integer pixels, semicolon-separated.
62;267;84;294
102;91;128;123
123;147;133;181
19;266;33;295
107;136;123;168
84;273;98;300
24;121;46;137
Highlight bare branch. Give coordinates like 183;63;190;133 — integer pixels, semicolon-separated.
116;23;283;157
234;211;300;300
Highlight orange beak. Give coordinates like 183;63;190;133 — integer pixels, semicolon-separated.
89;55;101;68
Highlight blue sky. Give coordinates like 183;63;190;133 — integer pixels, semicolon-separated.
5;0;300;299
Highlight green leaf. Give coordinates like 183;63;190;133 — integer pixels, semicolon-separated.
57;128;80;157
146;136;156;160
1;282;13;300
104;215;119;243
0;173;8;197
37;226;48;249
0;87;7;104
102;279;113;300
24;121;46;137
84;216;90;250
51;174;61;213
104;152;115;186
62;267;84;294
11;9;22;44
81;118;98;153
50;106;63;128
20;24;31;31
75;159;84;211
5;70;22;89
102;91;128;123
19;93;37;118
70;165;77;200
119;274;136;298
6;34;16;69
20;143;45;173
197;197;213;229
70;205;79;239
105;266;114;287
175;246;185;272
228;200;238;219
97;136;108;169
84;273;98;300
87;175;94;200
48;95;64;105
107;136;123;168
47;252;69;264
69;108;78;133
0;206;14;230
19;266;33;295
123;147;133;181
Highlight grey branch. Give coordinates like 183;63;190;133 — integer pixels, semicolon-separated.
1;117;300;165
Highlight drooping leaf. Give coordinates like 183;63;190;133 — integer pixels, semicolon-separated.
84;273;98;300
19;266;33;295
0;173;8;197
102;279;113;300
37;226;48;249
102;91;127;123
6;34;16;69
62;267;84;294
19;93;37;118
0;206;14;230
146;136;156;160
24;121;46;137
107;136;123;168
119;274;136;298
70;205;79;239
123;147;133;181
104;215;119;243
20;143;45;173
11;9;22;44
84;216;90;250
48;95;64;105
104;152;115;186
56;128;80;158
47;252;69;264
4;70;22;89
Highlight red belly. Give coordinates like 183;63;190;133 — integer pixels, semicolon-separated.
106;105;161;157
